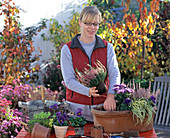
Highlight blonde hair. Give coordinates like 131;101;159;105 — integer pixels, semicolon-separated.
80;6;102;23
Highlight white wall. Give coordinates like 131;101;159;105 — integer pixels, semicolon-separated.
30;0;87;84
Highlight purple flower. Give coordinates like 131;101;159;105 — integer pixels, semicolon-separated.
124;98;132;105
56;112;61;119
63;113;67;119
76;108;82;117
117;89;126;94
113;86;119;91
125;88;134;93
58;116;65;125
150;96;156;103
120;84;127;88
49;103;58;110
113;84;121;87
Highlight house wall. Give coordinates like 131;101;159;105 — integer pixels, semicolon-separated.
30;0;87;84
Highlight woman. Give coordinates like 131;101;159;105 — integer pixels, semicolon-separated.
60;6;120;121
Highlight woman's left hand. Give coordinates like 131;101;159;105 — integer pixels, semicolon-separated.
103;94;116;111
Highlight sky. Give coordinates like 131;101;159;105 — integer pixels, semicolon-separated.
0;0;75;30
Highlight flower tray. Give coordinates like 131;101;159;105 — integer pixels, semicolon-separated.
91;107;154;134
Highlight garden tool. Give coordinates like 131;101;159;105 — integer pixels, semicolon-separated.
109;131;139;138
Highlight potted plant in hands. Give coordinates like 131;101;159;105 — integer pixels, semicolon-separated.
69;108;87;136
91;83;160;134
76;60;107;95
53;111;70;138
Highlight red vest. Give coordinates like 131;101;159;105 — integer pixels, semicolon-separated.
66;35;109;105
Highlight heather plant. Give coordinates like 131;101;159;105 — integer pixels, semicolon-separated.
75;60;107;95
0;97;26;137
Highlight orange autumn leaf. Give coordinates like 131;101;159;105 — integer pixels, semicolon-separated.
35;65;40;71
126;0;131;5
123;13;127;20
143;7;147;16
121;0;124;6
1;51;4;56
132;13;135;20
38;47;42;53
125;3;129;11
7;68;11;73
31;47;35;51
139;2;143;9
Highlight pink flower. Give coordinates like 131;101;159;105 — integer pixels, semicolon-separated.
57;65;61;69
15;128;18;133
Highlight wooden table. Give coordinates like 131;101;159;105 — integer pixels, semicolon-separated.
16;123;157;138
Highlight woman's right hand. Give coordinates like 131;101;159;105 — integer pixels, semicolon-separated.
89;87;100;97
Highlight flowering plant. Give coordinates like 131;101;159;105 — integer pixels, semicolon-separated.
0;79;34;108
53;111;70;126
69;108;87;127
42;50;66;101
113;83;160;125
76;60;107;95
0;79;58;108
0;96;26;137
27;111;54;132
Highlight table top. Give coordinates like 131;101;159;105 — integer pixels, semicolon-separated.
16;123;158;138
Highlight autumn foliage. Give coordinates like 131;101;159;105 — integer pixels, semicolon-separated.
42;0;169;82
0;0;169;85
0;0;44;84
88;0;169;81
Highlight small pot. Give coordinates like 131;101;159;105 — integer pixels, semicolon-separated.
53;125;68;138
31;123;50;138
91;126;104;138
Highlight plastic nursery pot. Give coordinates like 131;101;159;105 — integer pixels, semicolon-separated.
31;123;50;138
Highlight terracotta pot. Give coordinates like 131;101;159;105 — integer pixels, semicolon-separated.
73;126;84;136
53;125;68;138
91;126;104;138
31;123;50;138
91;107;154;134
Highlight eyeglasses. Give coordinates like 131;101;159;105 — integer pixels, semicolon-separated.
83;22;100;26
